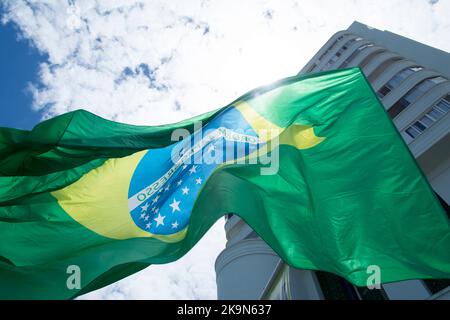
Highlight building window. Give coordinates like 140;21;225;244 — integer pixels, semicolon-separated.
340;43;374;68
403;94;450;141
388;76;448;119
315;271;351;300
377;85;392;99
436;94;450;112
436;192;450;220
424;279;450;295
322;37;363;70
377;66;423;99
317;35;347;62
323;55;340;70
358;50;385;69
367;57;402;83
306;63;317;73
355;286;389;300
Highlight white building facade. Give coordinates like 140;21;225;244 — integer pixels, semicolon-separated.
215;21;450;300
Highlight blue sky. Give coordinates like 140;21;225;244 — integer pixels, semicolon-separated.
0;13;44;129
1;0;449;300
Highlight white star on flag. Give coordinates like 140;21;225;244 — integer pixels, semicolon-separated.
177;179;183;186
140;213;146;219
182;164;188;170
141;202;150;212
165;184;170;191
154;213;165;227
152;195;159;204
182;186;190;195
189;165;197;174
169;198;181;213
196;177;203;185
171;221;179;229
145;222;151;229
144;215;149;221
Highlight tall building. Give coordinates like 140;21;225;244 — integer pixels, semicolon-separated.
215;21;450;300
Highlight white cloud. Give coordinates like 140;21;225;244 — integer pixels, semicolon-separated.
80;220;225;300
1;0;449;299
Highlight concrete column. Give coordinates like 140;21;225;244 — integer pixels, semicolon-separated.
215;237;280;299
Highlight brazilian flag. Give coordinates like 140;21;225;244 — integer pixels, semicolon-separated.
0;68;449;299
